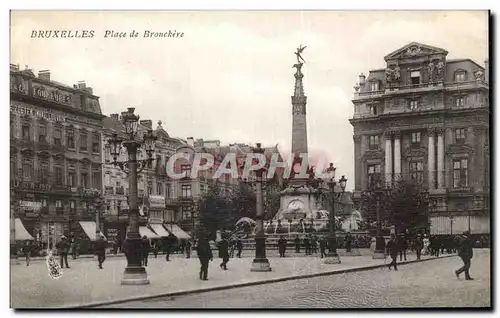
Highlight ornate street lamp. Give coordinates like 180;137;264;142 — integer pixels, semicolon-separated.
250;143;272;272
364;176;390;259
322;163;347;264
108;107;157;285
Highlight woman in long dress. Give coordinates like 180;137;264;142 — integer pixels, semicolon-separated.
422;234;431;256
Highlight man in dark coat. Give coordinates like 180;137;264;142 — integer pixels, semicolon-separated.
165;235;174;262
23;240;32;266
455;231;474;280
196;232;213;280
186;239;192;259
236;238;243;258
397;233;407;261
94;235;107;269
294;236;301;253
218;237;230;270
345;232;353;252
414;234;423;260
56;236;70;268
278;236;287;257
386;234;399;271
319;236;327;258
304;236;310;255
141;236;151;267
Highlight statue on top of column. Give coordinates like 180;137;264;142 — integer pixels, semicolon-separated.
294;44;307;64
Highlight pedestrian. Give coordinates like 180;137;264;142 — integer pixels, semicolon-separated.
294;235;301;253
345;232;353;253
218;236;230;270
422;234;430;256
186;239;192;259
71;238;79;260
304;236;310;256
319;236;327;258
112;238;119;255
56;236;70;269
236;238;243;258
153;241;158;258
196;232;213;280
455;231;474;280
141;236;151;267
414;234;423;260
397;233;407;261
311;235;318;254
278;236;286;257
94;235;107;269
23;240;32;266
165;235;173;262
229;238;235;258
386;234;399;271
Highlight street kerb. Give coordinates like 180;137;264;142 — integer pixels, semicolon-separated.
64;254;456;309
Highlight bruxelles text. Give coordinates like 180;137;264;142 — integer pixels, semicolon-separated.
157;152;330;180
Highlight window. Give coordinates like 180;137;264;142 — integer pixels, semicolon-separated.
370;81;379;92
181;164;191;175
157;182;164;196
148;181;153;195
54;126;62;146
22;124;30;141
55;166;63;185
409;99;419;110
369;105;378;116
411;132;421;144
80;130;88;151
455;129;466;144
22;159;33;181
409;161;424;183
56;200;64;215
367;164;381;185
368;135;379;149
410;71;420;85
38;125;47;143
39;161;49;184
92;134;100;153
81;172;88;188
67;127;75;149
92;171;101;189
182;205;192;220
68;169;77;187
455;96;466;107
181;185;192;198
455;72;466;82
453;159;468;188
69;201;76;212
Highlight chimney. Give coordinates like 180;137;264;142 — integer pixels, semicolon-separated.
38;70;50;81
77;81;86;89
485;59;489;84
187;137;194;147
359;73;366;85
110;113;119;120
85;87;93;95
10;64;19;71
139;120;152;129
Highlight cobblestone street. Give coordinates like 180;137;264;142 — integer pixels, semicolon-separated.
102;249;490;308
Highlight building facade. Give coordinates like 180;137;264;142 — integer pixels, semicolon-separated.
10;64;105;247
101;115;185;244
350;42;489;236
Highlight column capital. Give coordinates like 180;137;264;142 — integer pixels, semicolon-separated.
393;131;401;139
384;131;392;138
436;128;445;135
353;135;361;142
427;127;437;135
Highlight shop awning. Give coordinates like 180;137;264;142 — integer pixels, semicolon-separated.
150;224;171;237
139;226;160;239
15;219;34;241
164;224;191;240
79;221;106;241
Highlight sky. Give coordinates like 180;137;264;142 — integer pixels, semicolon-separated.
10;11;489;190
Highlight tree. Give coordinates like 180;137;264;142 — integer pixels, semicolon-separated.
198;182;233;239
360;179;429;235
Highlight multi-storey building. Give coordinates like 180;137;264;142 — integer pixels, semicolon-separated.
102;115;185;244
169;138;283;235
10;64;105;247
350;42;489;236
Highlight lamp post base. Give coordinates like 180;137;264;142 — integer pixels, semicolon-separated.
324;252;341;264
251;258;272;272
121;266;150;285
372;249;386;259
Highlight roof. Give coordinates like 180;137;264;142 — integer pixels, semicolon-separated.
384;42;448;61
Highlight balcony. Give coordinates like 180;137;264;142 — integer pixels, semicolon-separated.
115;186;125;195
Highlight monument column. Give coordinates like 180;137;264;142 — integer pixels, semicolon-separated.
384;131;393;186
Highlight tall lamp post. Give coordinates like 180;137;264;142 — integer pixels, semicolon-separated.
108;107;157;285
322;163;347;264
250;143;272;272
363;176;390;259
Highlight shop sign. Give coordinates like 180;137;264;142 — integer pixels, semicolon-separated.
12;180;52;192
106;228;119;240
10;103;66;122
32;84;73;104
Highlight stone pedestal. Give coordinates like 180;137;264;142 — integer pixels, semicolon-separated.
250;235;272;272
121;267;150;285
